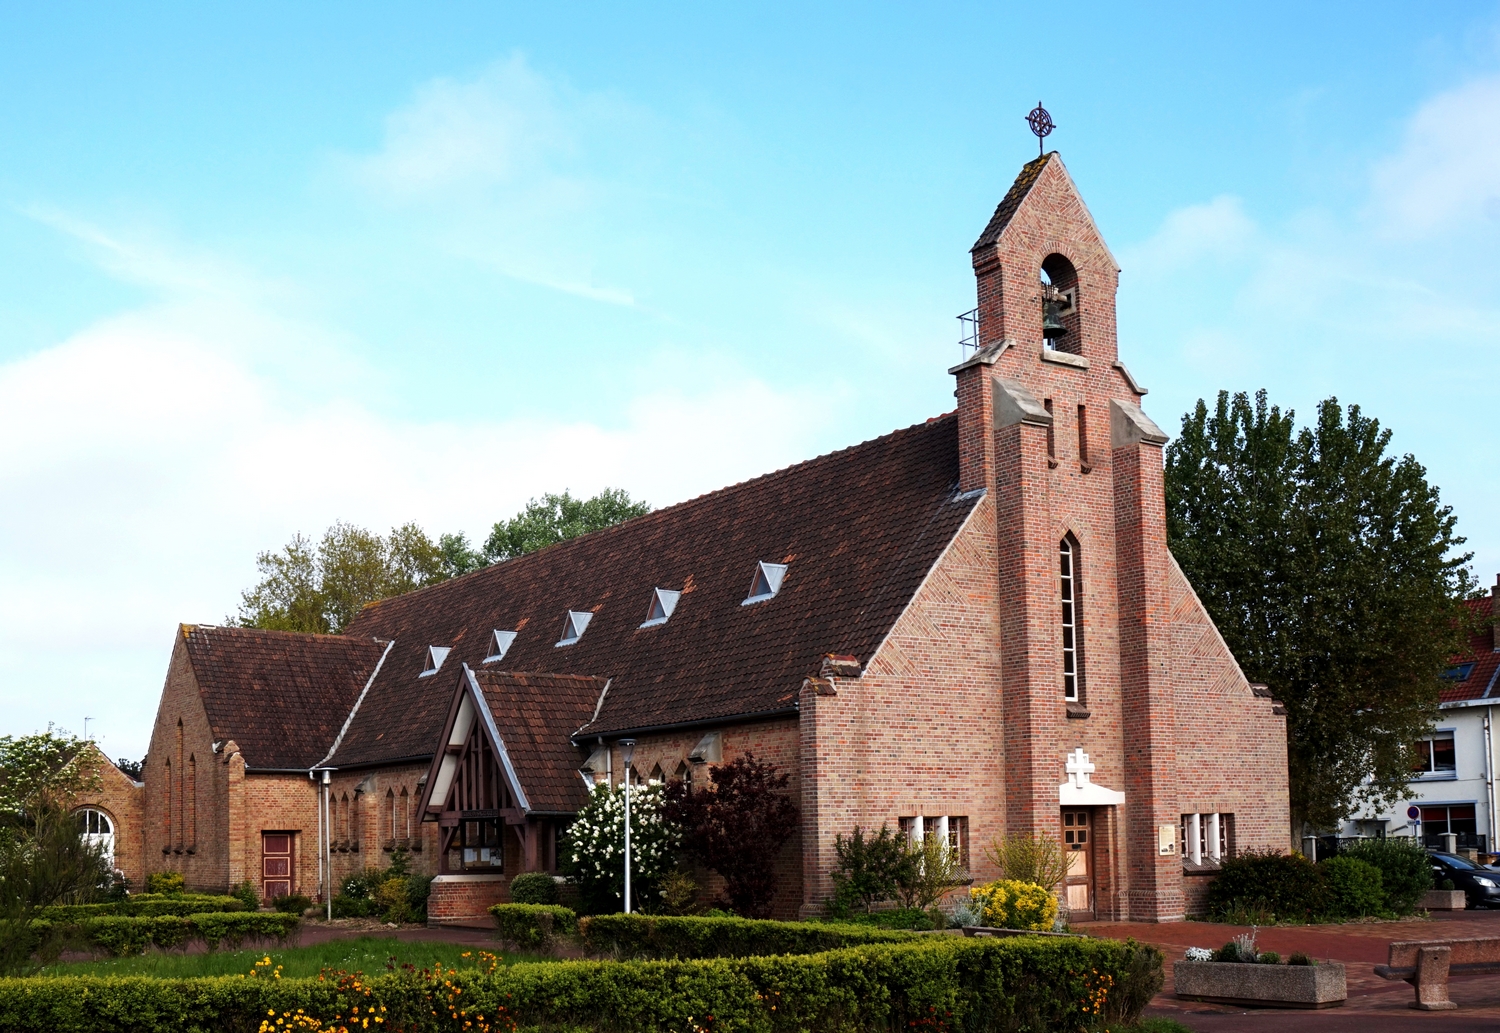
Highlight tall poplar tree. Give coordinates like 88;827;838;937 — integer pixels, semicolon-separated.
1165;390;1475;835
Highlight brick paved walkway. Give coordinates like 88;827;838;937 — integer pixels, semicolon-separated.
1079;909;1500;1031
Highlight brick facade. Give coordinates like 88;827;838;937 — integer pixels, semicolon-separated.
71;153;1288;923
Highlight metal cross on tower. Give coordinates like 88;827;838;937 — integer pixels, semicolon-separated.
1026;102;1054;156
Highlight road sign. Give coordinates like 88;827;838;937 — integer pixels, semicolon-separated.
1407;805;1422;820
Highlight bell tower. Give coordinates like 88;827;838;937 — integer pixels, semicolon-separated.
953;151;1183;921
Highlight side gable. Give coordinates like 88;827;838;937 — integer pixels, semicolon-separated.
180;625;389;770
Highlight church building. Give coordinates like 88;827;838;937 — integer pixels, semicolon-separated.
80;153;1290;922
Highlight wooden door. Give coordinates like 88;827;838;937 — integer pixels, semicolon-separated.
261;832;293;900
1062;809;1093;917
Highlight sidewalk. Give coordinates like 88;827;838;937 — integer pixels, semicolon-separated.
1079;910;1500;1031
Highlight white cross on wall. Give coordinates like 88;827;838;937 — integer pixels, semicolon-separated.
1065;747;1095;788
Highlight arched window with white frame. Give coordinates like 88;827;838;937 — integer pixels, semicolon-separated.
76;807;116;866
1060;534;1086;703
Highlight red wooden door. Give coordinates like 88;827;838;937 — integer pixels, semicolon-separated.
262;832;293;900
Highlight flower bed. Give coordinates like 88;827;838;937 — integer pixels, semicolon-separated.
1175;933;1345;1009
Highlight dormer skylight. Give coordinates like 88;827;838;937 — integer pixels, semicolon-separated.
555;610;594;647
640;588;682;628
420;645;452;677
742;561;789;606
483;630;517;664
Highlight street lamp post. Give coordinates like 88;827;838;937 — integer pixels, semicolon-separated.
620;739;636;914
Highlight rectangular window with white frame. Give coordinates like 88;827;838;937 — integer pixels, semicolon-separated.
1179;812;1234;867
1411;732;1456;778
898;815;970;870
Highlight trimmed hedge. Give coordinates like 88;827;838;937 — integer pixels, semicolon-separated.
36;897;246;921
578;912;918;960
30;913;300;957
0;935;1162;1033
490;903;578;949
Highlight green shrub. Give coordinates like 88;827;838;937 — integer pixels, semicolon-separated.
969;879;1059;930
143;872;184;895
1341;837;1433;915
1318;855;1385;917
820;907;944;930
0;934;1163;1033
1258;951;1281;964
30;913;300;957
489;903;577;949
508;871;559;905
1288;952;1315;966
578;912;916;960
34;897;245;921
1205;850;1327;923
1441;878;1456;891
271;894;310;915
228;881;260;912
329;895;371;919
829;824;909;913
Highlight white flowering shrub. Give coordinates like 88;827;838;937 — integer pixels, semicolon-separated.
1184;947;1213;962
562;781;680;913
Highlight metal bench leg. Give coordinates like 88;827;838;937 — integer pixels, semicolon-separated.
1412;946;1458;1010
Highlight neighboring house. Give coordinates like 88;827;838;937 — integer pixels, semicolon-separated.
71;152;1290;921
1341;577;1500;857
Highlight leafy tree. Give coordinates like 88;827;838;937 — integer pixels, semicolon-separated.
830;825;909;913
1166;390;1476;834
438;532;485;577
114;757;143;781
664;754;799;919
984;834;1070;894
484;488;651;562
0;731;110;975
236;521;455;634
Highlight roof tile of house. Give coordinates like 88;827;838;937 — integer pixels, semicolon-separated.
330;412;977;767
180;625;388;769
472;670;607;814
1440;595;1500;704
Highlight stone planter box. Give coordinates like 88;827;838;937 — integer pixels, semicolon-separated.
1422;889;1469;911
1173;961;1346;1009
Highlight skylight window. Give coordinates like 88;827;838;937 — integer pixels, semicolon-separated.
555;610;594;647
420;645;451;677
742;561;789;606
1442;663;1476;682
640;588;682;628
483;630;517;664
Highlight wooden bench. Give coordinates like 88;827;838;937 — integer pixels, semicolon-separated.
1374;937;1500;1010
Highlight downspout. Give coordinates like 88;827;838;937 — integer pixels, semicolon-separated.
322;770;332;920
1485;709;1496;857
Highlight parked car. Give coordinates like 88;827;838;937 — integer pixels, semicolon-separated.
1428;851;1500;908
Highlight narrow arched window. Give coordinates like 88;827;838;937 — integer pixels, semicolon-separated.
163;759;173;844
187;755;197;849
1060;536;1085;702
399;787;410;841
385;789;395;844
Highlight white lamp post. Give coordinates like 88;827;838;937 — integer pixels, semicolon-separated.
620;739;636;914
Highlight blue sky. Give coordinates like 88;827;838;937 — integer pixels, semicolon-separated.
3;3;1498;761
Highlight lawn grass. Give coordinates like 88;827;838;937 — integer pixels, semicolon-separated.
39;936;554;979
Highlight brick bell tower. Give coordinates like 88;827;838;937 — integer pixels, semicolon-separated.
953;151;1184;921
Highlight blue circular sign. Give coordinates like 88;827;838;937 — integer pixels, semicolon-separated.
1407;805;1422;820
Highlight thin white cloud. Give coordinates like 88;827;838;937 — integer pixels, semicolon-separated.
1369;74;1500;238
1119;74;1500;585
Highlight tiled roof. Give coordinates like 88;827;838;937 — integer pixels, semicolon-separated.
1439;595;1500;704
331;413;977;767
180;625;388;770
472;671;606;814
972;152;1052;252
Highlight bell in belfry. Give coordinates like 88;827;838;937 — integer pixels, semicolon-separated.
1042;298;1067;342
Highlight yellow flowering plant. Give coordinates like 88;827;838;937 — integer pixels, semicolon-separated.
967;879;1058;931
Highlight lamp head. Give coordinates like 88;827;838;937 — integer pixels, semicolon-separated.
619;738;636;766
